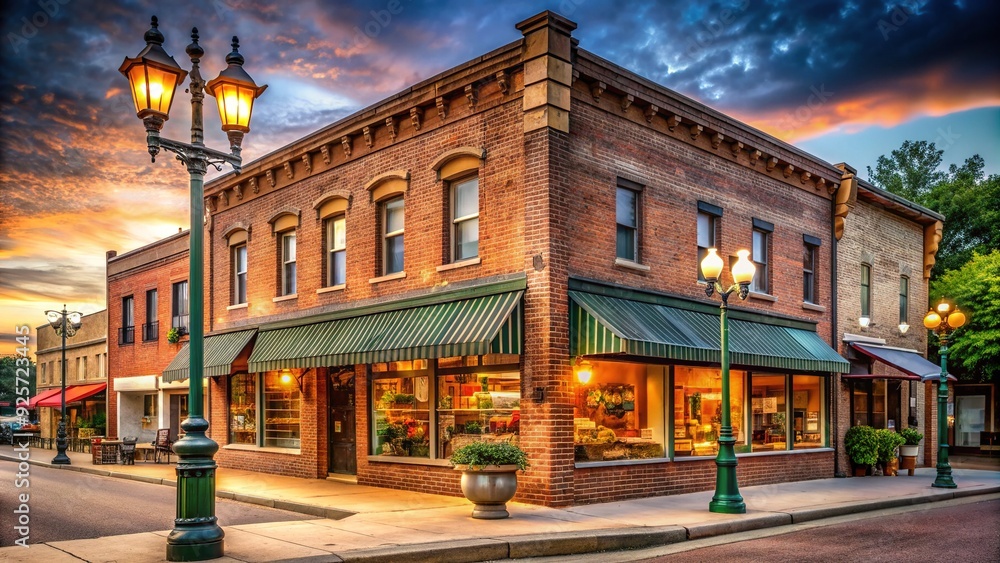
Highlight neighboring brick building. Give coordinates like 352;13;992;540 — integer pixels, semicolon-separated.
134;11;938;506
106;230;201;444
33;310;107;440
832;170;945;473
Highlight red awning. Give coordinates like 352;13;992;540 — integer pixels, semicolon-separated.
27;388;62;409
36;383;107;408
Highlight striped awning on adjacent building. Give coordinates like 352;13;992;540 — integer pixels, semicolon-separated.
570;290;849;373
248;290;523;372
162;329;257;382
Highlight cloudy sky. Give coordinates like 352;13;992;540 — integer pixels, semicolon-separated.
1;0;998;356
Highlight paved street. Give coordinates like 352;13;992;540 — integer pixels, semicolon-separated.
0;459;310;546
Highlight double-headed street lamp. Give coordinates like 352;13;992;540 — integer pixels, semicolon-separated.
923;299;967;489
120;16;266;562
44;306;83;465
700;248;756;514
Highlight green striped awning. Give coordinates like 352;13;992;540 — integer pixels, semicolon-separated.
162;329;257;382
570;291;849;373
248;291;522;371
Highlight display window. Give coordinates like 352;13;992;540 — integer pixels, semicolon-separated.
751;374;786;452
674;366;745;457
574;361;666;462
229;373;256;445
228;371;302;449
370;356;521;460
792;375;824;449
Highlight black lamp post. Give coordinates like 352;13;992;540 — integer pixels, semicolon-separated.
45;306;83;465
922;299;967;489
119;16;266;561
699;248;756;514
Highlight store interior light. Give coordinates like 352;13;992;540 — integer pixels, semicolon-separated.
574;358;593;385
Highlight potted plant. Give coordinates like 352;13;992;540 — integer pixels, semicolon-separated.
898;427;922;475
844;425;878;476
76;416;96;439
167;327;183;344
875;428;906;476
450;440;528;519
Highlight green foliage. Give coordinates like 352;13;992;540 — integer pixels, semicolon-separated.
866;140;945;203
844;425;878;467
464;420;482;435
450;440;528;471
899;427;923;446
166;327;182;344
0;357;35;405
91;411;106;430
929;250;1000;382
875;429;906;462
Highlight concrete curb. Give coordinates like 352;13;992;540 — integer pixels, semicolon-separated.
685;512;791;539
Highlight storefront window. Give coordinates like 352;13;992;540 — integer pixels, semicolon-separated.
674;367;745;457
229;373;256;445
372;368;431;458
575;361;665;462
792;375;824;449
263;372;301;448
751;374;786;452
437;369;521;459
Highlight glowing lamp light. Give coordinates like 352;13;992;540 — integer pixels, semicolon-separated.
859;316;871;329
923;310;942;330
574;358;593;385
700;248;724;282
206;37;267;133
731;249;756;285
898;322;910;334
280;369;293;385
948;309;966;328
118;16;187;122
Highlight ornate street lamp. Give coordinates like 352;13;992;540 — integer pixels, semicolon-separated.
922;299;967;489
120;16;266;561
45;306;83;465
700;248;756;514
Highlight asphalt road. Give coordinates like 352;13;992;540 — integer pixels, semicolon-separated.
0;459;311;547
524;496;1000;563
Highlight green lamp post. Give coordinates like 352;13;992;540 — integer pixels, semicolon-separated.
119;16;266;561
44;306;83;465
922;299;966;489
700;247;756;514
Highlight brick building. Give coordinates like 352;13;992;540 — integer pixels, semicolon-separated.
33;310;107;439
106;230;203;444
137;11;940;506
832;170;946;472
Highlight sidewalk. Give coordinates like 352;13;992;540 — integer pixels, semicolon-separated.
3;447;998;563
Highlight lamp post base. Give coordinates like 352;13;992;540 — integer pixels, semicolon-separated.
166;422;224;561
932;462;957;489
52;419;71;465
709;438;745;514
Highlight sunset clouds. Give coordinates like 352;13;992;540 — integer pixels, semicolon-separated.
1;0;997;356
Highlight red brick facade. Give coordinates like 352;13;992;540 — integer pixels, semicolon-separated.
106;12;937;505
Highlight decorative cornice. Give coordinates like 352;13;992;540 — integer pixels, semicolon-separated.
320;144;331;165
302;153;312;174
464;84;477;109
436;96;447;120
284;161;294;180
496;70;509;95
410;107;422;131
363;126;373;149
386;117;397;143
341;135;352;158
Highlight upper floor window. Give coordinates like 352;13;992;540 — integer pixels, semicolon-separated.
616;181;640;262
451;176;479;262
233;243;248;304
899;276;909;325
697;201;722;281
280;232;297;296
750;218;773;294
120;295;134;345
326;215;347;287
172;280;189;331
803;235;820;304
860;264;872;321
143;289;158;341
383;197;405;275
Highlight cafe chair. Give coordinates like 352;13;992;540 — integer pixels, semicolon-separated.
153;428;173;464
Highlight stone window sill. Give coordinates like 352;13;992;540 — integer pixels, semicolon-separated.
748;291;777;302
227;303;248;311
317;284;346;295
614;257;651;272
802;302;826;313
273;294;298;303
369;271;406;284
436;257;481;272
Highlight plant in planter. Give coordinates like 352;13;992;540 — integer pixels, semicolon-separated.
450;440;528;519
166;327;184;344
844;425;878;476
875;428;906;476
898;427;923;476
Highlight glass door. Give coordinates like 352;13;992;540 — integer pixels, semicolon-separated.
956;395;985;448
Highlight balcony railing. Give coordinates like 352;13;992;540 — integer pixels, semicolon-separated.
142;321;159;342
118;326;135;345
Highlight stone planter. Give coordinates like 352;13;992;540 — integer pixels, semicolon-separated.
455;464;519;519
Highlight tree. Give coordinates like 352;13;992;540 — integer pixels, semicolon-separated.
0;357;36;414
866;140;945;203
928;250;1000;382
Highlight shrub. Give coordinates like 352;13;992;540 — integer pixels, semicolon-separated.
875;429;906;463
450;440;528;471
844;425;878;467
900;427;923;446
